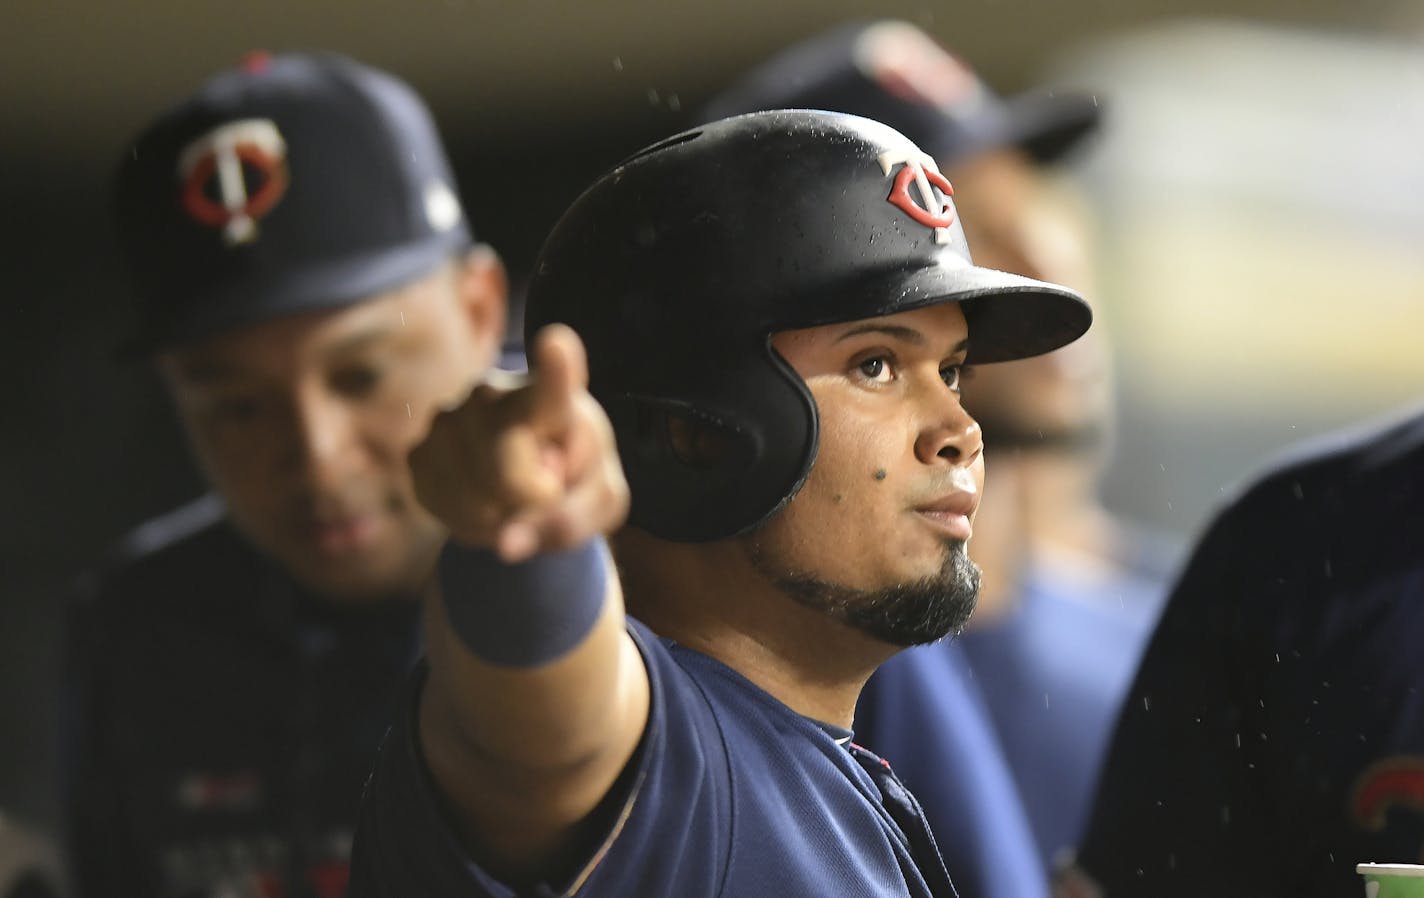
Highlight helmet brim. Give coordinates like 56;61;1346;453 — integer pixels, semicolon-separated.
782;257;1092;365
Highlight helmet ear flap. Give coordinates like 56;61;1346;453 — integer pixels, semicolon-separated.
664;408;746;470
615;399;756;475
604;351;819;543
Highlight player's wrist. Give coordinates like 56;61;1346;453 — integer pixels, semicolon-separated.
437;537;609;668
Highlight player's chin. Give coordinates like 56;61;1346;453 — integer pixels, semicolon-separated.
853;586;976;648
279;543;416;602
846;557;978;647
906;555;980;640
293;561;411;603
887;532;968;579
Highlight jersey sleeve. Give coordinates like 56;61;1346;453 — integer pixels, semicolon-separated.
349;620;732;898
1075;492;1276;897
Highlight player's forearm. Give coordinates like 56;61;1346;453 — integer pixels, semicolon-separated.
416;538;649;832
422;545;646;767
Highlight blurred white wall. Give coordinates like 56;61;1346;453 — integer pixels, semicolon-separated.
1050;20;1424;536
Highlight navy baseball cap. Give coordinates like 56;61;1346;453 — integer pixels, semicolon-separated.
702;20;1101;168
113;51;473;354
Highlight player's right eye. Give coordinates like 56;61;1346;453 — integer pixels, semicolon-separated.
855;354;895;384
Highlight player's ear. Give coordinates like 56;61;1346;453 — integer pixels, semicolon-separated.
452;244;509;369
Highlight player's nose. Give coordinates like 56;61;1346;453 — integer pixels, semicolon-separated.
284;389;363;489
913;385;983;468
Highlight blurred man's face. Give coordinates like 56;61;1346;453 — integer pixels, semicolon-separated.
158;253;505;602
949;149;1112;449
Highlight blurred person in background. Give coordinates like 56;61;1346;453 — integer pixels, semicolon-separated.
1062;401;1424;897
705;19;1173;885
64;52;508;898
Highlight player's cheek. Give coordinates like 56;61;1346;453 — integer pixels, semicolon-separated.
191;430;254;491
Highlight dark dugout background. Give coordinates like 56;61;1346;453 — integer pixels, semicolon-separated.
2;0;1417;835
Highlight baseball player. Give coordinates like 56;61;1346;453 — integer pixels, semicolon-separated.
1064;402;1424;896
348;109;1091;897
705;20;1167;882
66;52;507;898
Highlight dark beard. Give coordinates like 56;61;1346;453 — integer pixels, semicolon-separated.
744;536;981;647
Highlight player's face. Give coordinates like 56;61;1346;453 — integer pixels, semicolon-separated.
747;302;985;646
948;149;1111;449
158;253;505;602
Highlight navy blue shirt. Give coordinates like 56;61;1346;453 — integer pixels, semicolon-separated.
956;564;1163;868
350;618;958;897
857;640;1050;898
860;563;1163;884
1078;405;1424;896
65;495;422;898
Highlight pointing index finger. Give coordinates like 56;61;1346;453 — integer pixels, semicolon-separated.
523;324;589;434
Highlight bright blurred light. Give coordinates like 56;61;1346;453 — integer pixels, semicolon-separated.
1049;20;1424;531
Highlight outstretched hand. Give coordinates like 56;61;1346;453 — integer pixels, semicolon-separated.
411;324;630;562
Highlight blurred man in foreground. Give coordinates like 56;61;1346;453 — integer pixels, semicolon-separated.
66;52;507;898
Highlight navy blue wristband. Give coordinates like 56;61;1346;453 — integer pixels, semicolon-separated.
436;539;609;668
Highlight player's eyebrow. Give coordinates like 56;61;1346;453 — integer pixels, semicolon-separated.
835;323;925;345
174;323;403;384
322;323;402;358
833;323;970;355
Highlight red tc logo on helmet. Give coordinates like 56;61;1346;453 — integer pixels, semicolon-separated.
878;149;955;244
177;119;289;246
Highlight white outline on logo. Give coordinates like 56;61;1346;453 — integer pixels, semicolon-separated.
177;119;287;245
878;149;954;244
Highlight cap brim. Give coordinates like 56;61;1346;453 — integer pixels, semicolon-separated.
797;257;1092;365
919;91;1101;167
999;91;1102;163
118;229;471;359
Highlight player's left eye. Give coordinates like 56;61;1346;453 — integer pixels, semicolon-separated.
940;364;963;393
330;366;384;397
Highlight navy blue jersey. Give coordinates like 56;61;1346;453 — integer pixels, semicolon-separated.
64;495;422;898
957;565;1162;868
351;618;958;898
1078;405;1424;896
860;566;1163;881
856;641;1050;898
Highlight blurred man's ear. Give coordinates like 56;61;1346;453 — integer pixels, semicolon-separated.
453;244;509;367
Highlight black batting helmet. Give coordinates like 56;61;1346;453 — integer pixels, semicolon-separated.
525;110;1091;542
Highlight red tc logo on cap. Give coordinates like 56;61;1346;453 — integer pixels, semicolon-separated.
878;149;955;244
177;119;288;246
1350;755;1424;862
